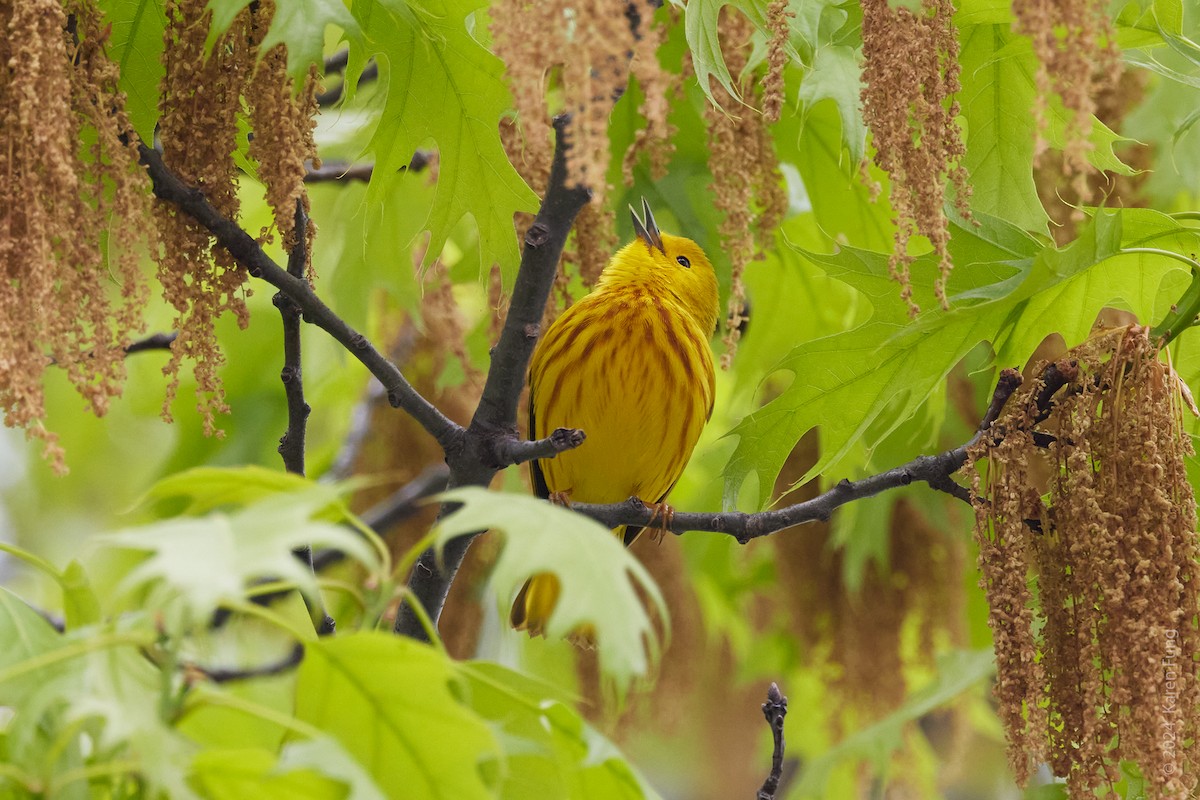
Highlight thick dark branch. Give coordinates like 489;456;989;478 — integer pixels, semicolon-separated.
136;141;462;451
394;115;591;640
757;683;788;800
469;116;591;440
275;199;310;477
125;331;177;355
566;370;1025;543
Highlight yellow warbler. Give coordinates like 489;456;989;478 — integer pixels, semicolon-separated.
511;199;719;635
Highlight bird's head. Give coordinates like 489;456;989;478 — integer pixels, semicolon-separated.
606;198;719;335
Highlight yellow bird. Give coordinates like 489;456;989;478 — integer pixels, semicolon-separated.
511;199;719;635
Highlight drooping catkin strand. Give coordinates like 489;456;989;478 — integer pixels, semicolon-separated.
623;0;677;185
762;0;792;123
1014;0;1119;202
969;326;1200;796
246;3;320;274
155;0;254;437
704;10;787;369
0;0;152;472
860;0;970;315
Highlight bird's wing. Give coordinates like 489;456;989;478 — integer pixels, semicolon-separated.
528;385;550;500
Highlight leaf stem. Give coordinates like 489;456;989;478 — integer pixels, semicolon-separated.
1126;247;1200;343
0;631;154;687
47;760;141;795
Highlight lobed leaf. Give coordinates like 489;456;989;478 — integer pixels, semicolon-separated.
295;633;500;799
434;487;666;687
347;0;538;284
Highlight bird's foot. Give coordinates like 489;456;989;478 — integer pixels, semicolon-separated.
645;501;675;544
548;490;573;508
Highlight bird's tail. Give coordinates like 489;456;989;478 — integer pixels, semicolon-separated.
510;525;634;635
510;573;561;636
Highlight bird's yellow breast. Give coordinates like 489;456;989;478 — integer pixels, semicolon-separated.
529;287;715;506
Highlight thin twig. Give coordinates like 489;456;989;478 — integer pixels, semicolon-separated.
303;152;431;184
125;331;177;355
275;199;310;477
757;683;788;800
393;115;591;640
187;643;305;684
565;370;1024;542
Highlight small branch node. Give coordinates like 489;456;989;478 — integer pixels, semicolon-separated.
524;322;541;339
756;682;789;800
525;222;551;248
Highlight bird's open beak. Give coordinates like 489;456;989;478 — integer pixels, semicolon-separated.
630;197;665;255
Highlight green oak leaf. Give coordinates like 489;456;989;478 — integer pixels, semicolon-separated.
100;0;167;141
295;633;500;800
722;208;1199;509
206;0;362;81
348;0;538;284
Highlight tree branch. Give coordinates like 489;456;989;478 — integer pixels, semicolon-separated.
303;152;431;184
317;60;379;107
125;331;177;355
186;642;305;684
494;427;586;467
756;683;788;800
136;141;463;452
565;369;1024;542
275;199;310;477
393;115;591;639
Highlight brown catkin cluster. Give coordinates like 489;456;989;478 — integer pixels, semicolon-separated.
155;0;254;436
246;4;320;272
622;3;678;185
0;0;151;472
491;0;639;197
1014;0;1119;200
762;0;792;124
491;4;554;198
156;0;316;435
970;327;1200;797
860;0;970;316
493;1;671;318
703;10;787;369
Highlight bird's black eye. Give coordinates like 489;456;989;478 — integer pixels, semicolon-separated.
676;255;691;268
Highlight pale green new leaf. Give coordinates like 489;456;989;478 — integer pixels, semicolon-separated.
295;633;499;800
98;492;379;620
960;25;1134;233
435;487;666;686
959;23;1048;233
100;0;166;140
278;738;390;800
798;45;866;164
680;0;771;107
350;0;537;283
0;588;63;700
